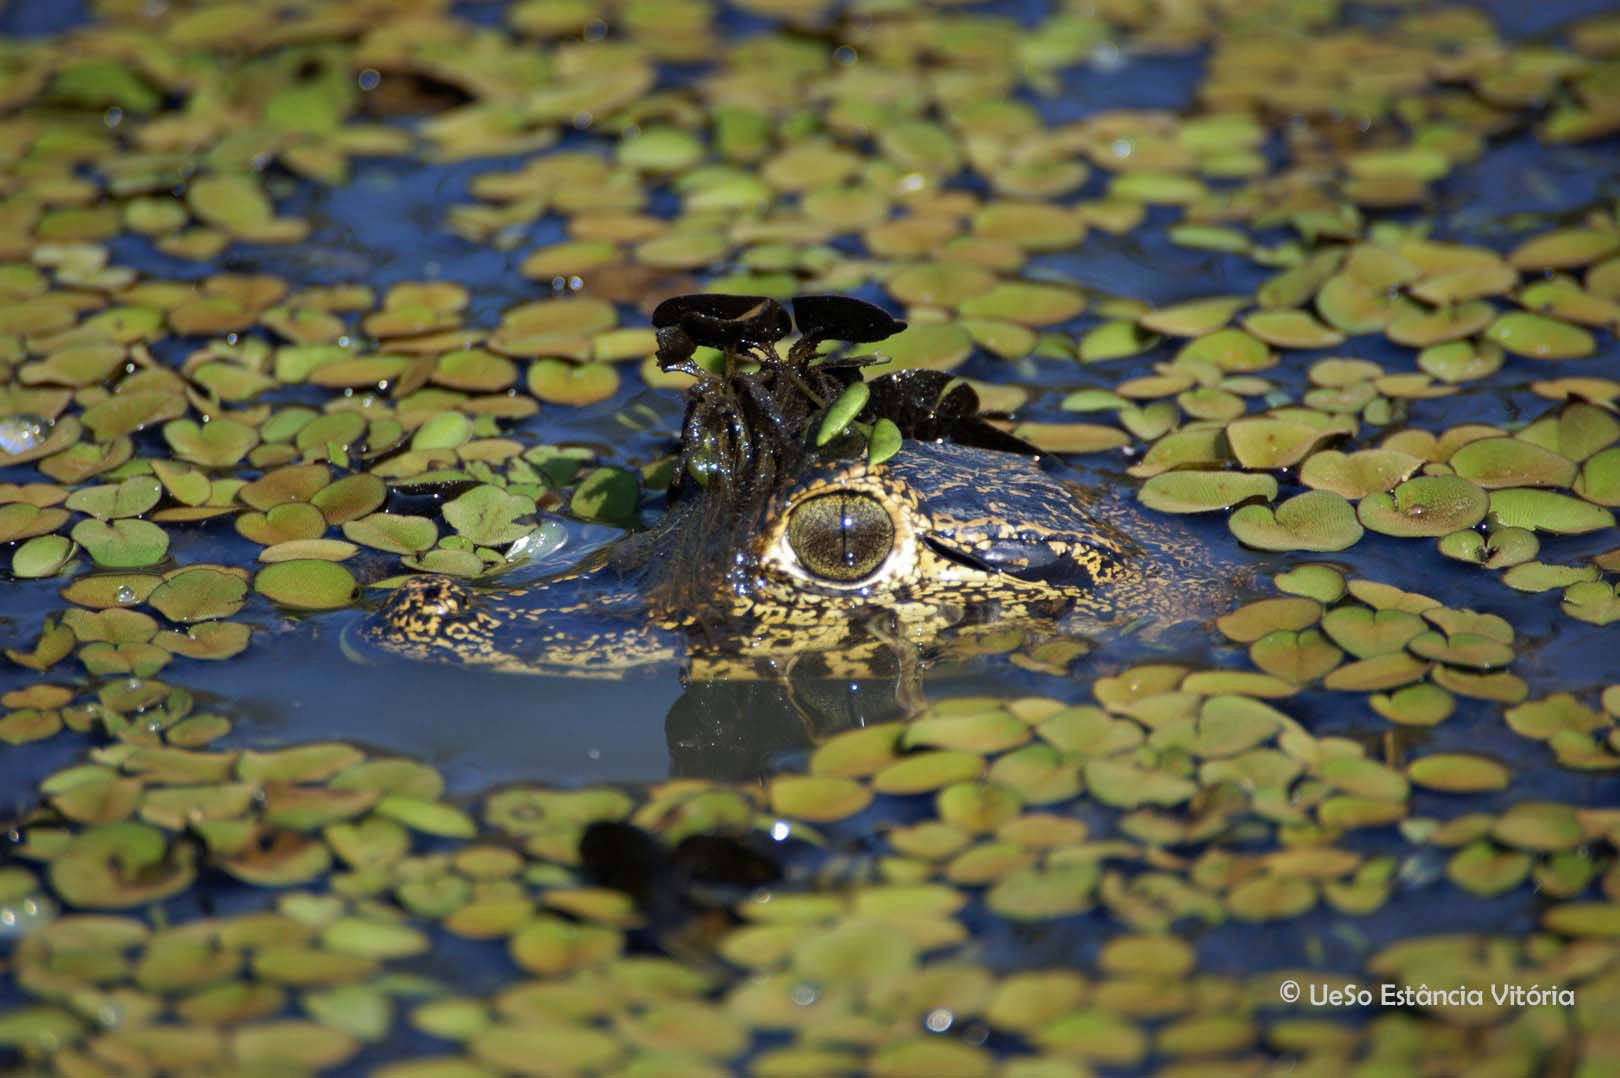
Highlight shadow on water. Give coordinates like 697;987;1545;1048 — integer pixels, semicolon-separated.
226;610;1167;793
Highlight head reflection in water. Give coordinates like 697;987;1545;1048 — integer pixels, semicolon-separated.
361;294;1229;772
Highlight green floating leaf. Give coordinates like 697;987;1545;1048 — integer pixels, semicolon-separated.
1369;682;1455;726
148;568;248;623
443;485;537;545
65;476;161;521
236;502;328;546
769;775;871;823
1139;295;1248;336
411;412;473;452
569;468;637;526
1216;597;1323;643
156;620;252;660
1502;561;1600;593
1175;327;1272;372
373;795;476;838
868;417;902;465
311;474;387;525
1298;449;1422;499
1574;447;1620;506
342;513;439;555
1227;875;1316;921
48;821;196;909
1485;312;1595;360
1563;581;1620;625
1489;488;1616;534
816;381;871;447
527;359;619;407
986;864;1100;921
1494;802;1582;852
1418;339;1504;384
81;390;186;440
1357;476;1488;537
1450;437;1576;489
1250;628;1343;683
1437;526;1540;569
618;126;705;171
1408;630;1514;670
1079;320;1158;362
1243;307;1345;348
1011;422;1131;454
70;518;169;568
1448;842;1530;897
1229;490;1363;551
253;560;358;610
1320;607;1425;658
1407;754;1510;792
1274;564;1346;604
164;418;260;467
1543;903;1620;938
1226;418;1325;469
188;172;274;232
0;502;69;544
1510;227;1620;270
13;534;76;578
1137;471;1277;514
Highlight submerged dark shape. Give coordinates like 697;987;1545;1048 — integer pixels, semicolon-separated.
364;292;1229;681
578;819;785;969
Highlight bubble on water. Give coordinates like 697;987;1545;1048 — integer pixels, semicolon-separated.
115;585;137;605
924;1008;953;1033
790;983;818;1006
0;894;57;939
1091;41;1128;71
0;414;47;455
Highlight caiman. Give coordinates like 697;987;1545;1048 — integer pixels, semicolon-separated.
361;294;1226;681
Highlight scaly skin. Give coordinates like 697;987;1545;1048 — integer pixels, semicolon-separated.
361;440;1228;679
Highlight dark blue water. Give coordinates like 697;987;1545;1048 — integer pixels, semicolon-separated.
3;2;1620;1073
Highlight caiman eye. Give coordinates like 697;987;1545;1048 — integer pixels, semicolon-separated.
786;491;894;582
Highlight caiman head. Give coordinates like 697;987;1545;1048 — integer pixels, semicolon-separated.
361;294;1179;680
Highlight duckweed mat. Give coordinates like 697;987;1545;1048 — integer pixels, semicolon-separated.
3;0;1620;1073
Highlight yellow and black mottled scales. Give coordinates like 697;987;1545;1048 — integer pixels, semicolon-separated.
363;439;1224;678
364;292;1227;678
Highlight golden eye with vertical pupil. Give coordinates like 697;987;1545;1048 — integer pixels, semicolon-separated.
786;491;894;581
